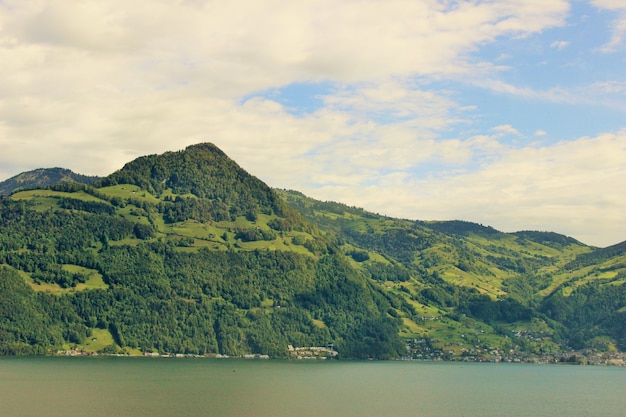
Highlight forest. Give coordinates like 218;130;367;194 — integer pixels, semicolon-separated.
1;143;624;358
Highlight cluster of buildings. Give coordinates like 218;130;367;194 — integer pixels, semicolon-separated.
288;345;338;360
403;338;626;365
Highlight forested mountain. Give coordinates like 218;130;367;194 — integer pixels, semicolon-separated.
0;143;624;360
0;168;101;196
0;144;402;358
277;190;626;356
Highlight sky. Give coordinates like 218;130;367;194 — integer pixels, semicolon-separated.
0;0;625;247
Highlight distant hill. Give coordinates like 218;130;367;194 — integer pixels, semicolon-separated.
0;168;101;196
0;144;624;360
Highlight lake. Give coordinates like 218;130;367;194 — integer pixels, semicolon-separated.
1;357;624;417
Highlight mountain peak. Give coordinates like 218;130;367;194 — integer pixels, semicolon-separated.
183;142;227;155
98;142;283;218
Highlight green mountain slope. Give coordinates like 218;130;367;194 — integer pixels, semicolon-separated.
0;144;624;360
278;189;626;355
0;168;101;196
0;144;402;358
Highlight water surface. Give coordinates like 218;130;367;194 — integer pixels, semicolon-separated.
1;357;624;417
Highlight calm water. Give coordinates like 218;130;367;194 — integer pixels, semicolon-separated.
1;357;624;417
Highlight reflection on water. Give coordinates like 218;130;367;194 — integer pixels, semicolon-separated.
1;357;624;417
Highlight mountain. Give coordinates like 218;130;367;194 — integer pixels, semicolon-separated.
0;143;403;358
0;168;101;196
1;143;624;360
277;189;626;356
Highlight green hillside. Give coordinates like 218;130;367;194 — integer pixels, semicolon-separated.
0;143;624;360
0;144;402;358
278;189;626;356
0;168;101;196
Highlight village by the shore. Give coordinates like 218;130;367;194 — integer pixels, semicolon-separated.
403;337;626;365
58;342;625;365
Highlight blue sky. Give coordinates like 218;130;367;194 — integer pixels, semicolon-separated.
0;0;624;246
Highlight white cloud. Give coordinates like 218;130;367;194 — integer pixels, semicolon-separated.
492;124;522;136
550;40;569;49
16;1;133;51
321;79;463;129
472;79;575;102
590;81;626;94
471;78;626;112
591;0;626;52
0;0;571;96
